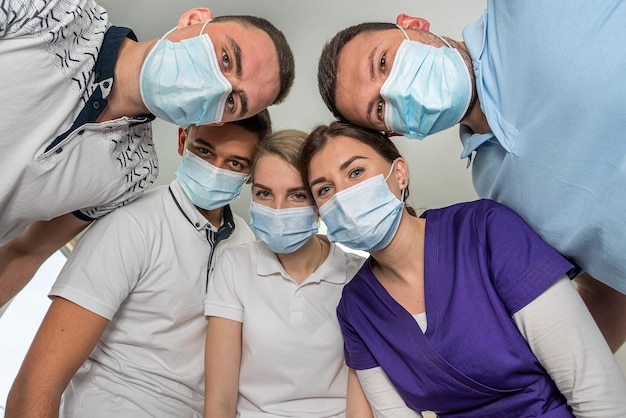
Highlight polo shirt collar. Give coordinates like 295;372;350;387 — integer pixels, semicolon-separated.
168;179;234;235
257;239;349;285
47;26;153;152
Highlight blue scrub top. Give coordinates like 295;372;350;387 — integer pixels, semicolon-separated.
460;1;626;293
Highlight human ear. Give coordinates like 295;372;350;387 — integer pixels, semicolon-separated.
177;127;188;156
394;157;410;190
396;14;430;32
177;7;213;28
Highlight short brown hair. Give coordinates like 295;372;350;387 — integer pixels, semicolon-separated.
186;109;272;143
250;129;307;180
318;22;396;120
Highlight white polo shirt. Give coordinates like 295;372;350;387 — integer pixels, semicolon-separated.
204;239;365;417
0;0;158;245
50;180;255;418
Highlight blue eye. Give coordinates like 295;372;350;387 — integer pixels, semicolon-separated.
317;185;331;197
349;167;364;178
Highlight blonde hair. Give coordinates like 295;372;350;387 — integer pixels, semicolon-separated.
250;129;308;179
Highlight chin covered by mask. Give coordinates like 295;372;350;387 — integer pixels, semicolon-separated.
140;20;232;128
380;28;472;140
176;149;248;210
249;202;319;254
319;165;404;252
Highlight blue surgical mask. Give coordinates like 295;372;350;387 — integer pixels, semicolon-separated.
140;20;232;128
176;149;248;210
319;164;404;252
249;202;319;254
380;27;471;140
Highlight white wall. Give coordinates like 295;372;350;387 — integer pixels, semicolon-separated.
101;0;486;220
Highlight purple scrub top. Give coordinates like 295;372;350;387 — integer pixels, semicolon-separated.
338;200;576;417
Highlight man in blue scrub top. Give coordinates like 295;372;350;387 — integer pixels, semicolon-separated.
317;1;626;352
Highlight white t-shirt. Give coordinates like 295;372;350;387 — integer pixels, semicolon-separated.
50;180;255;417
204;239;365;417
0;0;158;245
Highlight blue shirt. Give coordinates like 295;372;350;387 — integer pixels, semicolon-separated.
460;1;626;293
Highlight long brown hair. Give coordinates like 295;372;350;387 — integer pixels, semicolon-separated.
300;121;416;216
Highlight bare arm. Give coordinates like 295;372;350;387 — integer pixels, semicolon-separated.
204;316;242;418
5;297;109;418
347;367;374;418
0;214;91;307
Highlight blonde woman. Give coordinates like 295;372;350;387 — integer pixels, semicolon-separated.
204;129;365;417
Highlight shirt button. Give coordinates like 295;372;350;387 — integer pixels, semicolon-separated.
103;81;110;89
55;147;63;154
195;222;201;227
93;101;100;110
77;129;84;135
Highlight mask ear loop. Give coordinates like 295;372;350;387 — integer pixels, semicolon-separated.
199;19;212;36
161;26;178;40
396;25;410;40
161;18;212;41
384;159;407;204
384;160;396;181
431;31;454;49
397;24;454;50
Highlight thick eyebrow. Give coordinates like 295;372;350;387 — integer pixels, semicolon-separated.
235;89;249;119
229;152;252;166
193;138;251;166
227;36;242;77
368;45;378;81
286;186;308;194
365;46;380;125
253;183;306;194
340;155;368;171
225;36;248;118
193;137;216;151
309;155;369;188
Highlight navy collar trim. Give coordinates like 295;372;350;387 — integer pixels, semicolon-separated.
167;186;236;243
46;26;153;153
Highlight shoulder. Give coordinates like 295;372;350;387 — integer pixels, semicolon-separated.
1;0;108;40
331;244;367;279
426;199;524;230
214;240;264;268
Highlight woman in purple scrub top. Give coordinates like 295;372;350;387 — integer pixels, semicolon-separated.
300;121;626;418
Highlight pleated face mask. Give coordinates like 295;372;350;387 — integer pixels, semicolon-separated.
176;149;248;210
140;20;232;128
319;163;403;252
380;27;471;139
249;202;319;254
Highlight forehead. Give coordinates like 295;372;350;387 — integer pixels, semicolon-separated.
310;135;378;173
254;154;303;186
335;29;402;129
206;21;281;111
